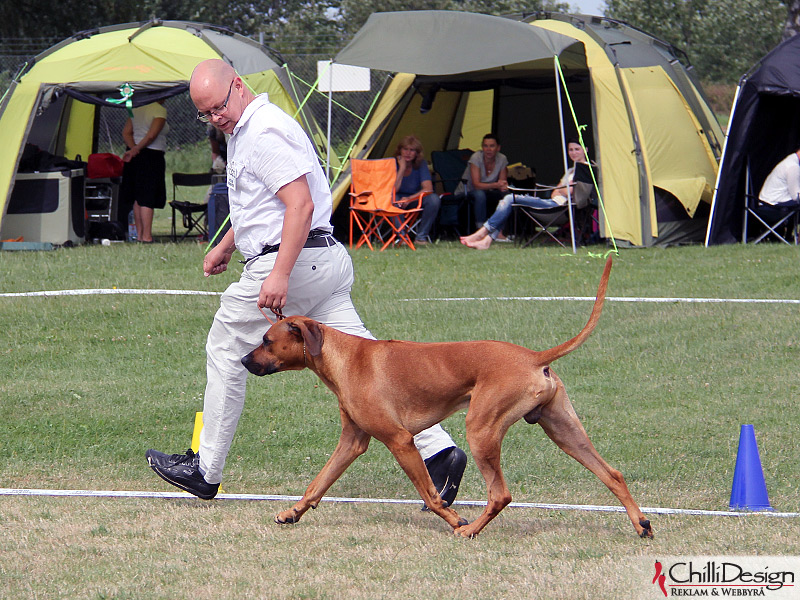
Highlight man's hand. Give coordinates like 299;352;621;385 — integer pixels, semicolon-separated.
204;240;234;277
258;272;290;310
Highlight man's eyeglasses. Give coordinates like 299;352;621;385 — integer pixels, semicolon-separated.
196;80;234;123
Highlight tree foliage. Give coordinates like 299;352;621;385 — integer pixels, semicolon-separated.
604;0;787;82
784;0;800;37
0;0;570;53
2;0;797;84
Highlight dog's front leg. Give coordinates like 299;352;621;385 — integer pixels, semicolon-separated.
276;410;371;525
382;432;469;532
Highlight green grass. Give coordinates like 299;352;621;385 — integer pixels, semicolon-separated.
1;241;799;598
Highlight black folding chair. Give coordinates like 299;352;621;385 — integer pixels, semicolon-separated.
171;172;212;242
743;165;800;245
512;182;595;249
431;149;473;237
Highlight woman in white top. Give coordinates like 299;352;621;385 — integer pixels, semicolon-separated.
120;100;168;243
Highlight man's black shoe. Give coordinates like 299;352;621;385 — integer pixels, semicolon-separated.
422;446;468;510
145;448;220;500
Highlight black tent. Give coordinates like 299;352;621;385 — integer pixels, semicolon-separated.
706;35;800;245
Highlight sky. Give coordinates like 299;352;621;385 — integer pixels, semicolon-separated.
569;0;605;16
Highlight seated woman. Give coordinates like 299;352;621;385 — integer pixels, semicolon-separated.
461;138;594;250
459;133;509;228
393;135;441;244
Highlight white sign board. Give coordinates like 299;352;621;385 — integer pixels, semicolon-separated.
317;61;371;93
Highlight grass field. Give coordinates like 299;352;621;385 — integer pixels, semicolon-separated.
1;239;799;599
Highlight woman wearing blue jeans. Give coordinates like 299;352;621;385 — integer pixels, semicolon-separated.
461;138;589;250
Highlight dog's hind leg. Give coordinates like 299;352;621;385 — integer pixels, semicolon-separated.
538;389;653;539
455;416;513;538
275;409;371;525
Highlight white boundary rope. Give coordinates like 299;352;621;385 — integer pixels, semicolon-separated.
2;290;797;518
1;488;797;518
0;289;220;297
2;289;800;305
400;295;800;305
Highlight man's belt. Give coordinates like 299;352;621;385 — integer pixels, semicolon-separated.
241;228;335;264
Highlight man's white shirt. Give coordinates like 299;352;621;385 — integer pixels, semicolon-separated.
759;152;800;205
226;94;332;257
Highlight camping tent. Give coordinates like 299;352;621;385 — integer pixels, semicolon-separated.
706;34;800;245
0;19;317;242
332;11;724;247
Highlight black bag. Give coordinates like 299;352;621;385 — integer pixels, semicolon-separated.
19;143;85;172
87;220;126;241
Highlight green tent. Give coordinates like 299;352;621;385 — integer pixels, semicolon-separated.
0;19;316;243
333;11;724;247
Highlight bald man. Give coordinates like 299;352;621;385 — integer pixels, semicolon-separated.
146;60;467;506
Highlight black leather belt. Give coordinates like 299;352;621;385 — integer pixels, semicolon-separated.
241;228;335;264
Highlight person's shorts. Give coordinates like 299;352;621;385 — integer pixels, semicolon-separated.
120;148;167;210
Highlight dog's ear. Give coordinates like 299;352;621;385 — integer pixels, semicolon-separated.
300;320;323;357
286;319;324;357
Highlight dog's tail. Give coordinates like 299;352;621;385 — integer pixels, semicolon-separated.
536;255;612;365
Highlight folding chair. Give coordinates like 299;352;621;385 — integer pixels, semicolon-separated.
431;149;473;237
512;181;594;249
348;158;424;250
170;172;212;242
742;165;800;245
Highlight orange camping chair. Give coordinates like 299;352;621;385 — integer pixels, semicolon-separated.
348;158;424;250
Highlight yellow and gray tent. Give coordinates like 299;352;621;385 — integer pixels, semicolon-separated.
0;19;320;235
333;11;723;247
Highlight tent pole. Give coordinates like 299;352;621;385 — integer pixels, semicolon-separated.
705;80;744;246
554;57;577;253
326;60;334;183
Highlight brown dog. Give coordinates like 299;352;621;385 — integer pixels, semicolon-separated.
241;256;653;539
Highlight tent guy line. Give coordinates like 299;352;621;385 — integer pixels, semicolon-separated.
1;288;799;305
1;488;797;518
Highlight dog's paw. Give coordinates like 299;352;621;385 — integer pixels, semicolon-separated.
639;518;654;539
453;519;479;539
275;509;299;525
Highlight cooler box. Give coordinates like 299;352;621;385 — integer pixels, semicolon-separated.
1;169;85;245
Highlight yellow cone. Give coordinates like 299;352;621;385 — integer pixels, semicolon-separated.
189;411;225;494
191;412;203;453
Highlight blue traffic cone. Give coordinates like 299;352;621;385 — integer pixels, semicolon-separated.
729;424;772;511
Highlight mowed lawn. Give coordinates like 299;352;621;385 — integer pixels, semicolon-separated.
1;239;799;599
